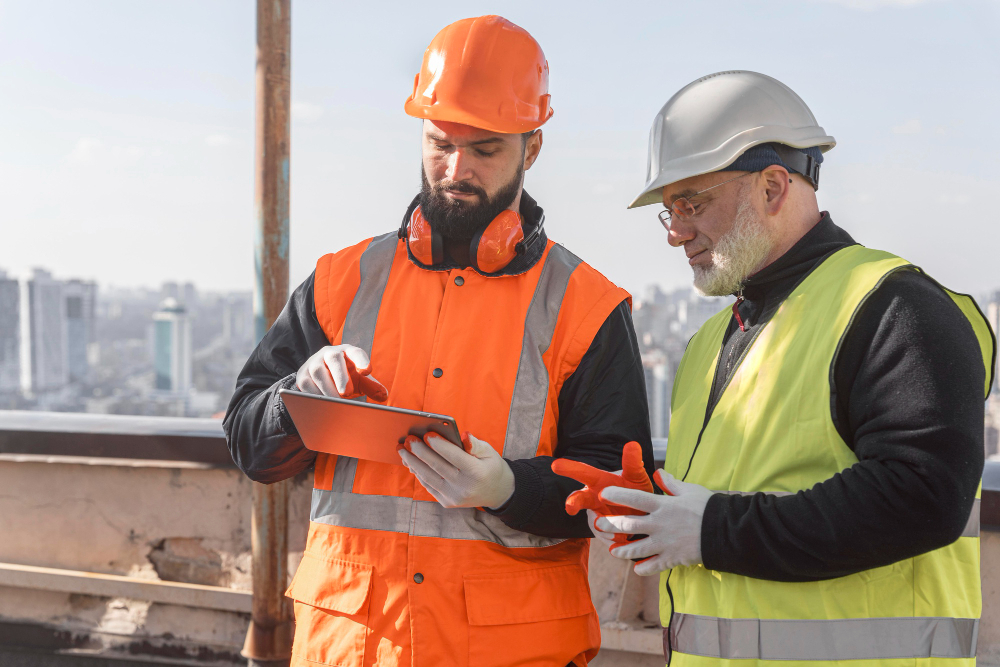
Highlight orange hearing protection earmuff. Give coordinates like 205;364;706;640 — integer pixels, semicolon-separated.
399;206;545;274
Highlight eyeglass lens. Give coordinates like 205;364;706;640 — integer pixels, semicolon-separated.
659;198;697;230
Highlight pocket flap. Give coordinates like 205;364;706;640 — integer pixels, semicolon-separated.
464;564;594;626
286;552;372;615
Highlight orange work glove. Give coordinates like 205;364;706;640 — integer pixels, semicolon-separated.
551;441;669;551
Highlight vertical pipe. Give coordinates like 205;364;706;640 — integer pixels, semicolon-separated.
244;0;292;664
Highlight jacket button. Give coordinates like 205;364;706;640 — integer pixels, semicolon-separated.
432;368;443;378
454;276;465;286
413;573;424;584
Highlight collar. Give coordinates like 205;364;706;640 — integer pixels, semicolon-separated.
401;190;549;277
739;212;857;302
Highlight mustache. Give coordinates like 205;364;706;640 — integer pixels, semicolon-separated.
435;180;486;198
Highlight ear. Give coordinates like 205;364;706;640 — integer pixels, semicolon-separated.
523;130;543;171
760;165;791;217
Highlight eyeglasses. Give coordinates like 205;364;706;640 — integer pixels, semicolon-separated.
657;172;754;231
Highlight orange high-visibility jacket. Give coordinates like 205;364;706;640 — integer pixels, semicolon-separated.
284;232;631;667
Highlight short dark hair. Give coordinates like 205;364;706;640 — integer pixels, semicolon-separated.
521;130;536;145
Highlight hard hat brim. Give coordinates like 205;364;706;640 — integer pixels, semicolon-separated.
405;98;552;135
628;128;836;209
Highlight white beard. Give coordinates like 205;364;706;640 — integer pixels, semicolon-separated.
692;187;774;297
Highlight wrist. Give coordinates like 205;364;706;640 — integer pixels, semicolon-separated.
485;460;516;510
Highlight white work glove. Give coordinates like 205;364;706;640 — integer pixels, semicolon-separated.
295;344;388;402
398;432;515;510
596;471;714;576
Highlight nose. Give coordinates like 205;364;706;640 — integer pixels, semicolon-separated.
446;149;473;182
667;217;695;247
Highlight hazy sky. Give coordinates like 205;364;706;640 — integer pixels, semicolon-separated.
2;0;998;300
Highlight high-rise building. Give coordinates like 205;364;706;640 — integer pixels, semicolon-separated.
153;298;192;393
222;292;253;351
642;349;672;439
64;279;97;384
20;269;68;394
0;270;20;394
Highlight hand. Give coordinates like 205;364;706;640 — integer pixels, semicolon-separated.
586;509;617;551
295;345;388;402
596;470;714;576
550;441;655;516
398;432;515;510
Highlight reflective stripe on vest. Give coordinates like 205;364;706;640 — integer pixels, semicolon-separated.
312;239;581;546
311;489;561;548
669;613;978;660
717;491;981;538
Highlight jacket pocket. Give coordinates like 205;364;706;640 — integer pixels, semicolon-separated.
464;564;598;666
286;552;372;667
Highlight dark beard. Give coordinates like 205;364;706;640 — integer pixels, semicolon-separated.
418;165;523;242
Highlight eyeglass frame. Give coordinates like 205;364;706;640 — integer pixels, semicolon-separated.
657;171;755;231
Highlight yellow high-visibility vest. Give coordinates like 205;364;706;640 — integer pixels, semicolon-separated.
662;245;995;667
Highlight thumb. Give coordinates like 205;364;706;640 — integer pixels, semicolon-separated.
653;470;679;496
463;432;496;459
620;441;649;486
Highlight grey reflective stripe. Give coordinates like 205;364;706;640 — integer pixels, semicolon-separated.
964;498;980;537
311;489;564;549
330;232;397;493
341;232;398;354
717;491;981;538
669;613;978;660
502;245;582;459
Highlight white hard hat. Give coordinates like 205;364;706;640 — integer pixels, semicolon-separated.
628;70;836;209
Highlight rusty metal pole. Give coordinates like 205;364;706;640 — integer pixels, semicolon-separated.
244;0;292;664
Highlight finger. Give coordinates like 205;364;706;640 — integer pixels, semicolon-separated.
598;513;650;535
408;437;459;478
309;360;340;397
620;441;650;487
565;488;602;516
398;448;446;489
323;350;354;397
355;374;388;402
463;432;496;459
424;432;474;468
550;458;616;488
600;486;663;513
295;372;321;395
634;553;673;577
653;470;678;496
609;536;658;561
341;347;373;375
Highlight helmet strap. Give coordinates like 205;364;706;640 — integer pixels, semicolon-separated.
772;144;821;190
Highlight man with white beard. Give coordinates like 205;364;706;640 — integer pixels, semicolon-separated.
556;71;996;667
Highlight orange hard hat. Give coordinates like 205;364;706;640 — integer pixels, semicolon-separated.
404;15;553;134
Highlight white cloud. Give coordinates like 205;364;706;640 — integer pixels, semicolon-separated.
205;134;232;147
67;137;104;163
892;119;922;134
292;101;324;123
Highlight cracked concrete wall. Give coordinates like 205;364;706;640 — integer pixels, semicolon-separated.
0;458;312;654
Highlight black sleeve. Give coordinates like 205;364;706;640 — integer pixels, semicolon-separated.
485;299;656;538
702;270;986;581
222;272;330;484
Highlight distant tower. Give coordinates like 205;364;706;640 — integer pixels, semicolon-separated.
20;269;68;394
153;298;192;393
0;270;20;393
64;279;97;384
642;350;672;439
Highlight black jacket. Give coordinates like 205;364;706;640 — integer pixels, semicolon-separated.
223;194;655;538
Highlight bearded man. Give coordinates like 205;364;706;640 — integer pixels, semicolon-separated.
581;71;995;667
223;15;653;667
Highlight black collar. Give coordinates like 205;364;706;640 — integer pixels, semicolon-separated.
400;190;549;277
